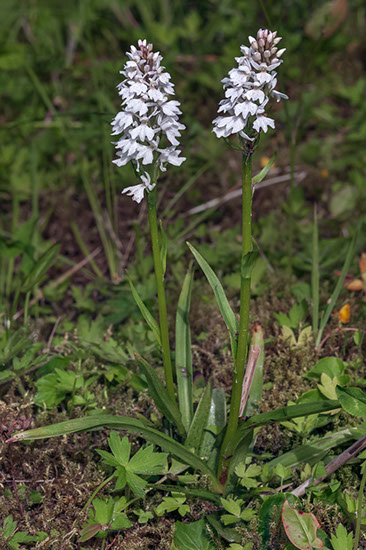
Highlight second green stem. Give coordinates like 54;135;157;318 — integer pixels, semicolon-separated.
218;154;253;477
147;187;176;404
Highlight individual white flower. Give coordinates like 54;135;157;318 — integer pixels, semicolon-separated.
213;29;288;142
122;172;155;204
112;39;186;202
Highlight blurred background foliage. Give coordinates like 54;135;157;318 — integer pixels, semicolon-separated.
1;0;366;199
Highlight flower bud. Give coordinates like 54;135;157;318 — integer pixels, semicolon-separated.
276;48;286;58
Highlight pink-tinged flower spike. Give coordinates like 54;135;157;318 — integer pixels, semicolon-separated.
112;39;186;203
213;29;288;144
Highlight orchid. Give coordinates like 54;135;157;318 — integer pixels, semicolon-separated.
213;29;288;142
112;39;186;203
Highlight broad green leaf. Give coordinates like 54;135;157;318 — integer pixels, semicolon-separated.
187;242;238;357
186;382;212;452
307;357;344;380
8;414;222;493
175;264;194;431
127;274;161;346
136;354;185;434
259;493;298;550
336;386;366;418
282;500;323;549
174;520;216;550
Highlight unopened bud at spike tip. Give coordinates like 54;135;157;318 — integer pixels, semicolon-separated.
276;48;286;58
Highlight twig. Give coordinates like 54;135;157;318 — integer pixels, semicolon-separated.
46;316;61;351
318;327;366;350
183;170;307;217
291;433;366;497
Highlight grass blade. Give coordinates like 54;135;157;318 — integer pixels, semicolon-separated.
127;274;161;346
267;427;357;471
175;263;194;431
185;381;212;452
135;354;185;435
312;205;319;333
8;414;222;492
187;242;239;357
315;224;360;348
227;400;340;458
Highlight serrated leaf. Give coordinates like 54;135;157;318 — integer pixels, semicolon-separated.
128;444;166;474
108;432;131;464
330;524;353;550
282;500;323;549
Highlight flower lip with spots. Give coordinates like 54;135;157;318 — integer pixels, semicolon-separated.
112;39;186;203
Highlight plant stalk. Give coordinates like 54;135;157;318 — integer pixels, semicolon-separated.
147;186;176;404
218;154;253;477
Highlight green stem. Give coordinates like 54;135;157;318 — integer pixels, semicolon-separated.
147;186;176;404
353;461;366;550
287;138;295;272
218;154;253;477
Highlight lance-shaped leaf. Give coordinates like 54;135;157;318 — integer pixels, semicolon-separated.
175;264;194;431
187;242;238;358
186;382;212;453
252;152;276;186
136;353;185;435
7;414;223;493
282;500;323;549
127;274;161;346
227;400;340;458
200;388;227;469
